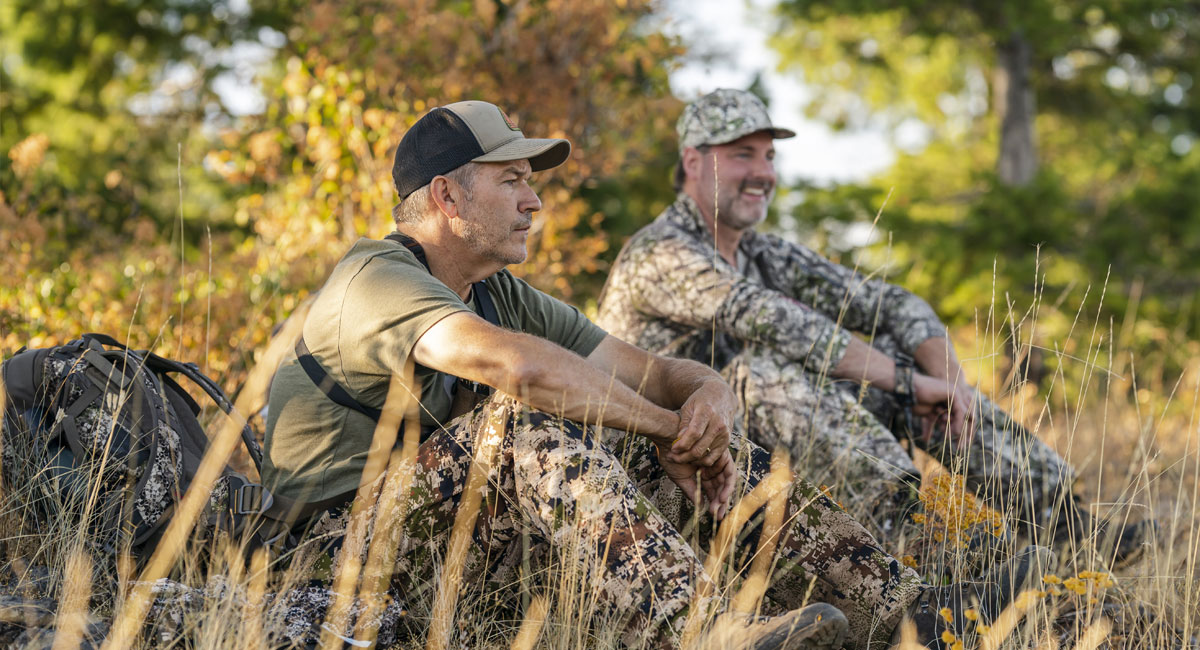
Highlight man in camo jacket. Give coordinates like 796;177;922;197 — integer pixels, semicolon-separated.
596;89;1141;557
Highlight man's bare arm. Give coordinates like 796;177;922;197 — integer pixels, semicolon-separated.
412;311;679;443
585;336;736;461
834;336;976;447
414;314;738;518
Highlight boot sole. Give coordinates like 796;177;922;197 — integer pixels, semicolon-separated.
757;603;849;650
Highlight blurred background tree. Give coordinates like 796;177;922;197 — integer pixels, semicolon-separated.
0;0;290;238
214;0;682;304
771;1;1200;394
6;0;1200;410
1;0;682;392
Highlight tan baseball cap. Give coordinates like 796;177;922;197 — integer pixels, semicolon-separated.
392;100;572;199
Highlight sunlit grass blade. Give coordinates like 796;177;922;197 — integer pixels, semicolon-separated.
731;448;792;616
319;372;412;647
509;593;549;650
50;546;91;650
351;374;421;644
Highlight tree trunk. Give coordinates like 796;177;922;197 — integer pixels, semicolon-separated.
994;33;1038;186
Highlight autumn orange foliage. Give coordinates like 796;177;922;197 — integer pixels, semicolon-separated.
1;0;683;398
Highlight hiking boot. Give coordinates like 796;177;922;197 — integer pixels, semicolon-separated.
703;602;849;650
1102;518;1158;568
1050;499;1158;569
896;544;1056;648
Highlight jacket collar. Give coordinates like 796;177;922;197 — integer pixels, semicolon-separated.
664;192;757;255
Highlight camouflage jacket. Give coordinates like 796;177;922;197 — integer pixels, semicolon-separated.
596;193;946;372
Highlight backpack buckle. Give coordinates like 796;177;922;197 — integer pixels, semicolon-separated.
232;482;273;515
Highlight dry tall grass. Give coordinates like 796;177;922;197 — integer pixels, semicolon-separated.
0;275;1197;650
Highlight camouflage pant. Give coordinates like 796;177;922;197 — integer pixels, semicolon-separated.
311;394;923;650
724;339;1075;543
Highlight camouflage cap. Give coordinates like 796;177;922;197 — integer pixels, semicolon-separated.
677;88;796;151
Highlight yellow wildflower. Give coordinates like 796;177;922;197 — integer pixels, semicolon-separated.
942;630;957;644
939;607;954;623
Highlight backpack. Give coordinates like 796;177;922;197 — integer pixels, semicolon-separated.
0;333;273;557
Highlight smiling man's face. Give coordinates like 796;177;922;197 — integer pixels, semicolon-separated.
688;131;777;233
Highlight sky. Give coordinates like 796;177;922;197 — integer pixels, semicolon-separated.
663;0;895;185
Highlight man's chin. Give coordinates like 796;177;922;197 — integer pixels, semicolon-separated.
498;246;527;267
725;209;767;231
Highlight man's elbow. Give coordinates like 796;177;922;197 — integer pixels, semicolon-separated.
492;345;553;395
501;359;540;394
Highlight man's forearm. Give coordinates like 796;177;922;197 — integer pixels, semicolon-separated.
499;334;680;443
645;356;728;411
913;336;964;382
832;336;897;391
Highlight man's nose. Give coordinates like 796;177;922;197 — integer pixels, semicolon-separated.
519;184;543;213
753;154;777;184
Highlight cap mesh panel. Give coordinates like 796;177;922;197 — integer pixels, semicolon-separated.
392;108;486;199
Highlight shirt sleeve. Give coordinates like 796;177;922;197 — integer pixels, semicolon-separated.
617;233;853;373
487;272;607;358
337;252;471;397
749;234;947;357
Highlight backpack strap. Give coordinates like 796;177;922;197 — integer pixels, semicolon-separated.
473;272;500;326
383;231;500;326
83;333;265;472
147;356;264;471
384;231;429;269
293;233;503;423
294;336;383;422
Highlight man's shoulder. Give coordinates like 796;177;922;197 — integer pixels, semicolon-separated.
741;228;816;258
327;237;447;298
336;237;424;274
307;237;466;341
623;203;707;255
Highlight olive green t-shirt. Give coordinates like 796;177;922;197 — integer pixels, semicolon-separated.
262;237;607;502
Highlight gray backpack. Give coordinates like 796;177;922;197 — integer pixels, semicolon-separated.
1;334;273;556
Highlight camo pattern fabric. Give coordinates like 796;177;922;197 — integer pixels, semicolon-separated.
676;88;795;150
596;194;1074;541
726;341;1075;542
309;394;924;650
143;575;407;647
1;350;184;545
596;194;947;375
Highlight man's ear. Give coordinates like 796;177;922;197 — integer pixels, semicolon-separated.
429;175;458;218
682;146;705;182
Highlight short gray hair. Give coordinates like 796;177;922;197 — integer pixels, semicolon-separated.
392;162;480;226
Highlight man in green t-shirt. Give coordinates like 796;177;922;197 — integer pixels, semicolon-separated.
262;101;1049;650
